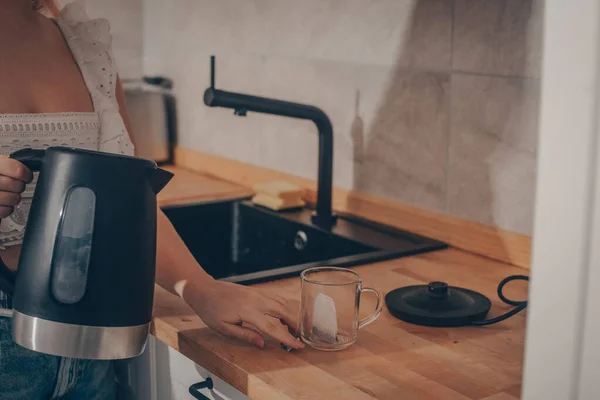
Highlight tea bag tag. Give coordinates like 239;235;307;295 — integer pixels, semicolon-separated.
312;292;338;343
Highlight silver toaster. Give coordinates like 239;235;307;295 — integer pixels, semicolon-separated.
122;77;176;165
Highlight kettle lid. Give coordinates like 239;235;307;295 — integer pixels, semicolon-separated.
44;146;173;194
385;282;491;327
48;146;156;166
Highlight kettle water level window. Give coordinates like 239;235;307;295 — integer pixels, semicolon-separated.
51;187;96;304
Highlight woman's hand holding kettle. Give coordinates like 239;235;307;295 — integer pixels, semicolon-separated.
0;156;33;218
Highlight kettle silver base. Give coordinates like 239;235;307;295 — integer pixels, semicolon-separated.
11;311;150;360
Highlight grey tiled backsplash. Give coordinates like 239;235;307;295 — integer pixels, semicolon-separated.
100;0;542;235
448;75;538;234
453;0;543;78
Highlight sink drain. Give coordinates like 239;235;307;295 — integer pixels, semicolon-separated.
294;231;308;251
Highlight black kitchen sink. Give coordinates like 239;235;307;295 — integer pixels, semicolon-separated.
160;199;447;285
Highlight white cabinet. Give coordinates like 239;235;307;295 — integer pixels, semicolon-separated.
146;336;250;400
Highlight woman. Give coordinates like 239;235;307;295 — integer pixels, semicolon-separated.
0;0;303;398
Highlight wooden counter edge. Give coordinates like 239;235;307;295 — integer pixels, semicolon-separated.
173;146;531;269
150;305;295;400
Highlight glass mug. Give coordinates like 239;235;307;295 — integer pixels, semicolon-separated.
299;267;382;351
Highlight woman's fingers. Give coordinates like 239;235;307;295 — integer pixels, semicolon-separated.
0;157;33;183
0;176;25;193
261;291;287;306
0;192;21;207
256;290;300;332
281;299;301;332
246;311;304;350
0;185;25;219
218;322;265;349
283;299;300;315
0;206;14;218
0;158;32;219
264;300;299;333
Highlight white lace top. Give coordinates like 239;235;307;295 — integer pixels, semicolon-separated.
0;1;135;248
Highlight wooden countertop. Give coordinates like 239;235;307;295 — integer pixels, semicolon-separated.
152;168;529;400
157;165;253;206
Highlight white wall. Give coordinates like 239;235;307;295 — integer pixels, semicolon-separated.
142;0;543;236
73;0;543;236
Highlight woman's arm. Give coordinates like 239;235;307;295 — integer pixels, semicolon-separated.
115;78;303;350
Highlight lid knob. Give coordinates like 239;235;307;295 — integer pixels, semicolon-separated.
428;281;449;299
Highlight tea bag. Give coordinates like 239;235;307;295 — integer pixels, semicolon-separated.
312;292;338;343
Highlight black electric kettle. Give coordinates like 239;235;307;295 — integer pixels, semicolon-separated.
0;147;173;360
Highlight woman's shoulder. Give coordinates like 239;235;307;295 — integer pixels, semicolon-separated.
54;1;119;107
56;0;113;48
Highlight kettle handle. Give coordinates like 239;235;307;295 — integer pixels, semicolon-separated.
0;259;15;297
0;149;46;297
9;148;46;172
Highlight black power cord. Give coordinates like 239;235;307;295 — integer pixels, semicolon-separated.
471;274;529;326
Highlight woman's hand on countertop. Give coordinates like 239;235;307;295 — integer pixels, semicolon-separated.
180;277;305;351
156;209;303;351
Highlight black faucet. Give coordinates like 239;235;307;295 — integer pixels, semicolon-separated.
203;56;337;229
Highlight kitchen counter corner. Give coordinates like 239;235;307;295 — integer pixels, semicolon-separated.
151;247;527;400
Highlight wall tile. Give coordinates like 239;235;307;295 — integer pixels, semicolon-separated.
256;59;324;184
144;0;451;70
453;0;542;77
448;74;540;234
357;68;450;212
396;0;453;69
139;0;540;232
447;130;536;235
451;74;540;154
164;53;268;165
142;0;451;212
256;58;381;189
254;57;450;212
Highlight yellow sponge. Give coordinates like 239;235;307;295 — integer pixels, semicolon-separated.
251;193;305;211
253;181;304;201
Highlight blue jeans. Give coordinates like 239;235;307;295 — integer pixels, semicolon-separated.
0;317;117;400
